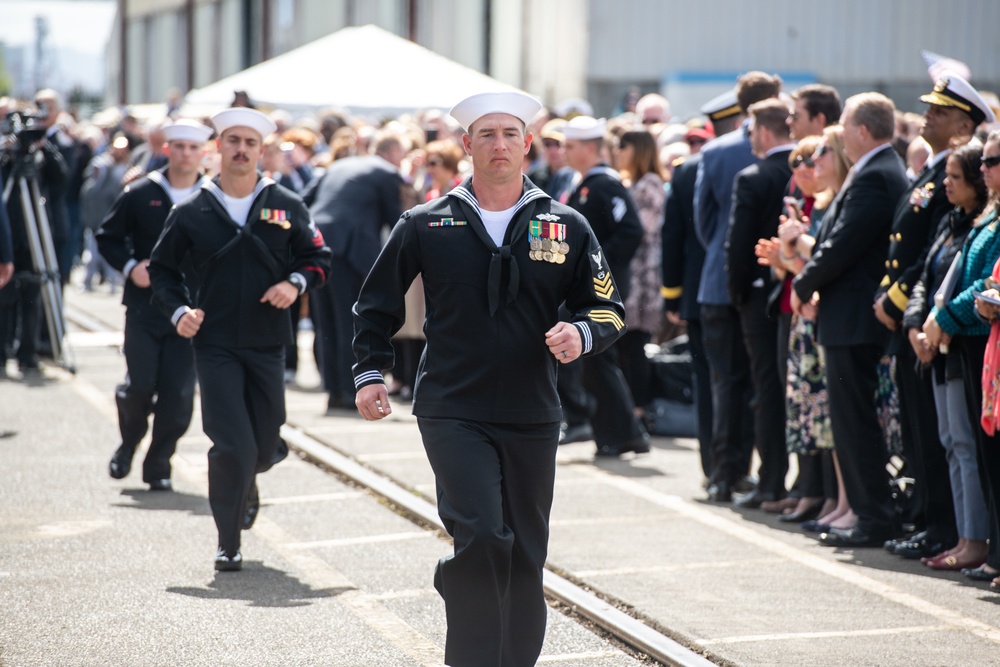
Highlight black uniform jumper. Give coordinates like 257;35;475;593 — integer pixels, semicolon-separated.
96;169;203;482
353;177;627;667
149;175;332;556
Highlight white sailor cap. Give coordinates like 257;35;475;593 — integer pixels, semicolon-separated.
561;116;607;141
700;89;741;122
210;107;278;139
920;72;996;126
162;118;213;143
449;91;542;132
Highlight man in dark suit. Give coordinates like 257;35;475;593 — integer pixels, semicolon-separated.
304;135;404;412
792;92;909;547
694;72;782;501
725;99;797;507
877;74;994;559
662;93;739;478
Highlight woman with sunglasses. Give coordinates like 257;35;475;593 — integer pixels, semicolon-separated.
924;131;1000;587
904;141;988;573
756;126;856;529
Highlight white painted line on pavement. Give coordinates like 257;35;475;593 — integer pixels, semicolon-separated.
574;557;784;578
571;463;1000;646
256;519;445;666
549;513;676;527
261;491;365;505
355;451;427;462
698;624;955;645
537;651;622;662
285;531;433;550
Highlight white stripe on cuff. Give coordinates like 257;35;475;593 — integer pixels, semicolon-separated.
354;370;385;389
573;321;593;354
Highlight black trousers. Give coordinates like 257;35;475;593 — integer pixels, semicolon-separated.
618;329;652;408
956;336;1000;570
417;417;560;667
311;256;364;404
0;278;41;366
895;335;956;542
581;341;645;450
823;344;895;533
700;303;754;485
737;290;788;497
116;312;195;482
196;344;288;554
687;318;714;477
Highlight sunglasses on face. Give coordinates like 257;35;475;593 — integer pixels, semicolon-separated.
982;155;1000;169
793;155;815;168
813;145;829;159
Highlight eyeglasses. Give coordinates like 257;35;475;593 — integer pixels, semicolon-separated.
982;155;1000;169
792;155;815;169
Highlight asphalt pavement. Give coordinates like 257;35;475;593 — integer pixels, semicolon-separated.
3;278;1000;666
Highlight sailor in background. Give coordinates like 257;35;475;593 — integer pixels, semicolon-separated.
98;119;212;491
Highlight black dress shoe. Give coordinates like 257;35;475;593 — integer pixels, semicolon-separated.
777;499;824;523
893;536;950;559
884;530;926;553
108;444;135;479
801;520;830;533
242;479;260;530
707;481;733;503
620;434;650;455
818;526;889;548
560;422;594;445
963;564;1000;582
215;547;243;572
147;479;172;491
734;489;780;509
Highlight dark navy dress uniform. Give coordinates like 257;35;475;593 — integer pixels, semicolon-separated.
353;177;626;667
96;169;203;483
562;165;646;454
879;154;957;546
149;175;332;557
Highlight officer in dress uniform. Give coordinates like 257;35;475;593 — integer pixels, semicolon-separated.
98;119;213;490
148;108;332;571
352;91;627;667
876;73;995;559
560;115;648;457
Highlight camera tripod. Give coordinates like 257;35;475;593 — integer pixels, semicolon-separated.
1;149;75;373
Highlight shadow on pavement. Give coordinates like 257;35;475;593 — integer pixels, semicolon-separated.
167;563;355;607
114;488;212;517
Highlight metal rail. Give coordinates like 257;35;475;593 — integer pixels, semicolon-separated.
281;424;719;667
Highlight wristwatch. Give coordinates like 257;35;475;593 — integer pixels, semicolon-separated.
288;274;306;294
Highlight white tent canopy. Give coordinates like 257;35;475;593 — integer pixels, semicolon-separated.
182;24;525;115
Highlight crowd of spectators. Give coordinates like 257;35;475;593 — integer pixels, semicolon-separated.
6;64;1000;591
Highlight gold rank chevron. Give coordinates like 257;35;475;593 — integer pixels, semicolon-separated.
589;309;624;331
594;273;615;299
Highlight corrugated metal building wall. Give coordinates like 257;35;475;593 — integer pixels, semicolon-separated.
114;0;1000;118
586;0;1000;117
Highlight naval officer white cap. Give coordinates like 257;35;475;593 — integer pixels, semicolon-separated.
162;118;213;143
560;115;607;141
450;91;543;132
210;107;278;139
920;72;996;126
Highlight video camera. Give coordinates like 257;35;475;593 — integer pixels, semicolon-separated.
0;105;49;162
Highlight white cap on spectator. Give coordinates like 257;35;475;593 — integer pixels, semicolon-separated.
163;119;213;143
921;72;996;126
450;91;542;132
561;116;606;141
211;107;277;139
